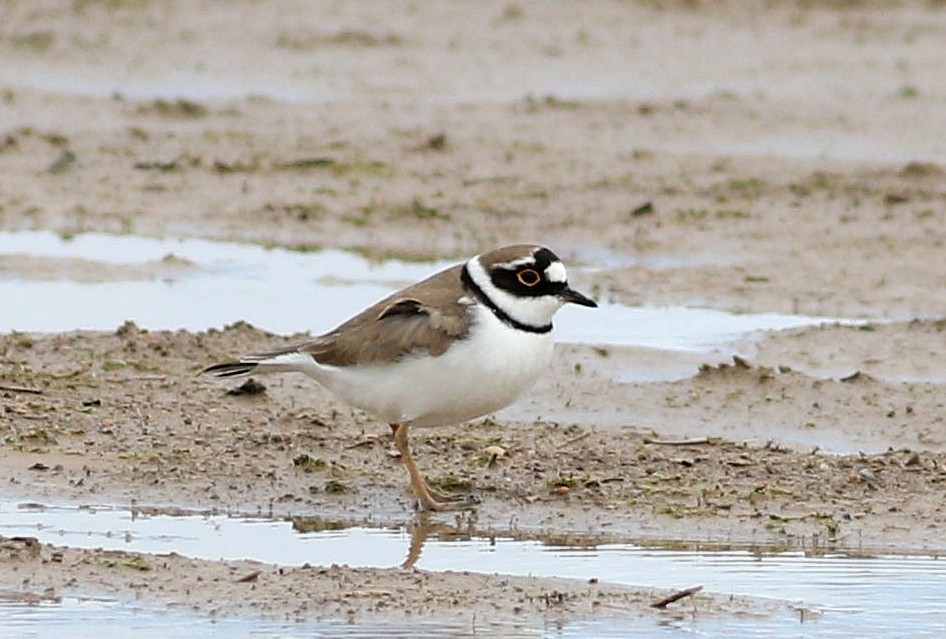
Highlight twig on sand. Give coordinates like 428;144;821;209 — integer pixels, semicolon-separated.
346;434;384;449
105;375;168;383
557;431;590;450
643;437;712;446
0;384;43;395
651;585;703;609
235;570;262;583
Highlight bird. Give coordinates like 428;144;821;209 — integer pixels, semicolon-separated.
202;244;597;512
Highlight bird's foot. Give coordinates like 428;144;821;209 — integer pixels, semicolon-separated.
416;481;480;512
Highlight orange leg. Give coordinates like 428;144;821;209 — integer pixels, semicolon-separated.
390;423;478;512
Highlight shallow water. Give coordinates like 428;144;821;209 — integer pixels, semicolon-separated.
0;597;300;639
2;502;944;638
0;230;862;354
0;596;579;639
0;596;751;639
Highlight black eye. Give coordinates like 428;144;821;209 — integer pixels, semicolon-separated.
517;268;542;287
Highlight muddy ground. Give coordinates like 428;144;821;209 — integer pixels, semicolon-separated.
2;0;946;632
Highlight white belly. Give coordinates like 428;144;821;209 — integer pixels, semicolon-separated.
313;305;555;427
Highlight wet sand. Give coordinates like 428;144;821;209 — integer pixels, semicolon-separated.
2;0;946;631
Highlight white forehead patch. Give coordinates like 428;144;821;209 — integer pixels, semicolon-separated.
545;261;567;283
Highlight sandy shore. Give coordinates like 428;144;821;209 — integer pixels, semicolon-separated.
2;0;946;630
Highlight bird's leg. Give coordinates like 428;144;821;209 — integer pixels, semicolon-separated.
389;423;479;512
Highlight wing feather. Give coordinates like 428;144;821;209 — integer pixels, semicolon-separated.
300;264;471;367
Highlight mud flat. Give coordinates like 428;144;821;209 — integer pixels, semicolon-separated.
2;0;946;636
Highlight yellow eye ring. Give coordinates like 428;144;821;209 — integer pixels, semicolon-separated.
517;268;542;287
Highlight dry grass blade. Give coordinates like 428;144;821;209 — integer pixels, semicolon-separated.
0;384;43;395
643;437;712;446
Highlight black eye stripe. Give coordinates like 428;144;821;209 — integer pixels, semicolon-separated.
482;248;567;298
490;266;566;298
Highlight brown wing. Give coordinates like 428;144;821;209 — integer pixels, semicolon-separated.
296;263;472;367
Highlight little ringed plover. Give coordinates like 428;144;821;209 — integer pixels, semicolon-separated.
203;244;597;511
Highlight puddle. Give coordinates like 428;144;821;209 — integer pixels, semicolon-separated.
0;64;322;105
0;230;863;355
3;61;754;107
0;595;710;639
0;595;563;639
567;244;736;272
0;596;301;639
2;502;945;638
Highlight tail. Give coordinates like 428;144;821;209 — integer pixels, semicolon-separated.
202;350;317;379
202;361;259;378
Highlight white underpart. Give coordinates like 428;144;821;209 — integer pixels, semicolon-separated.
465;254;565;330
250;303;555;427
